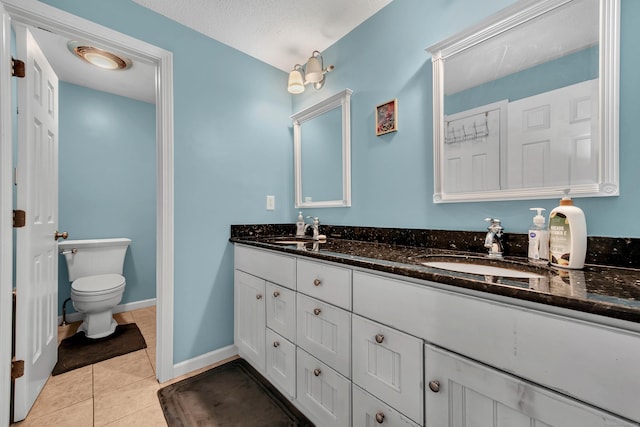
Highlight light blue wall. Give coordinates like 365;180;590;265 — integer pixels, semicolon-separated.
38;0;640;366
57;82;156;315
40;0;293;363
294;0;640;238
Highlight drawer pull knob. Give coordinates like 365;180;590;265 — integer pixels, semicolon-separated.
273;291;280;298
429;380;440;393
313;278;322;286
256;294;262;300
375;412;385;423
374;334;385;344
273;341;280;348
313;368;321;377
313;308;322;316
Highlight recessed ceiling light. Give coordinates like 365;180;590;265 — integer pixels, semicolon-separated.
67;41;132;70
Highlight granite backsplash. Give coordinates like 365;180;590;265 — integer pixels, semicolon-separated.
230;224;640;269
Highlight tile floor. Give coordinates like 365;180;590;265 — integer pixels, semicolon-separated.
12;306;235;427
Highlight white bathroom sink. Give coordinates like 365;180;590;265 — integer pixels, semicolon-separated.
422;261;545;278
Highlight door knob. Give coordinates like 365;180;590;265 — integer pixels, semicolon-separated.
428;380;441;393
54;231;68;240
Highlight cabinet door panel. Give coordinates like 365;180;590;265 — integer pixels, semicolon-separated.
266;282;296;342
352;315;423;425
297;258;352;309
425;344;636;427
352;384;420;427
234;270;265;372
296;348;350;427
265;328;295;400
297;293;351;378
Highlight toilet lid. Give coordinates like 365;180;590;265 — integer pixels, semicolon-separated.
72;274;125;293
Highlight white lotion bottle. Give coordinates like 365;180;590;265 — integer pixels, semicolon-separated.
548;192;587;269
528;208;549;264
295;211;305;237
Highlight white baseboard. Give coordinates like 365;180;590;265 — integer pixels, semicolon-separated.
171;345;238;379
58;298;157;325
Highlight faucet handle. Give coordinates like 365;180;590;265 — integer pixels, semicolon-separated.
484;217;503;231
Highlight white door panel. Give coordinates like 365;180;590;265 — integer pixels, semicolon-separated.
13;24;59;421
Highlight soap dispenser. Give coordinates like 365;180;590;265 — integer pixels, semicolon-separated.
528;208;549;264
549;191;587;269
296;212;305;237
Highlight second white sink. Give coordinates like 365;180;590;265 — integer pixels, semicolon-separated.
422;261;544;278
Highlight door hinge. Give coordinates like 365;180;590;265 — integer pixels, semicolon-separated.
13;210;26;228
11;360;24;380
12;58;25;78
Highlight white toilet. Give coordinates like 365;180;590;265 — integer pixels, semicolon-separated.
59;238;131;339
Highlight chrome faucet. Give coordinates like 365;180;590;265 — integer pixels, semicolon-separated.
304;216;321;240
484;218;504;258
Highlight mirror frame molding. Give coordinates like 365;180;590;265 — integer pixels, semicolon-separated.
427;0;620;203
292;88;353;208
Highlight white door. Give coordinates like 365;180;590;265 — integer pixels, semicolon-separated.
13;24;60;421
234;270;266;372
507;79;598;189
424;344;636;427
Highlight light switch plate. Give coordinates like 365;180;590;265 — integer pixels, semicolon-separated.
266;195;275;210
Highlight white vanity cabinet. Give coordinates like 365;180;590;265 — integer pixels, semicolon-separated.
234;244;640;425
425;344;636;427
234;269;266;372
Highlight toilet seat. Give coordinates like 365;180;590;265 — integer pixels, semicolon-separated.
71;273;125;296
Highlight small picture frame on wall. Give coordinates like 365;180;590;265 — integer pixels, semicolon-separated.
375;98;398;136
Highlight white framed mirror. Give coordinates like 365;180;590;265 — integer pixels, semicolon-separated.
427;0;619;203
292;89;352;208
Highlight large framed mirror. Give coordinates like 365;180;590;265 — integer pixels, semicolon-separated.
292;89;352;208
427;0;619;203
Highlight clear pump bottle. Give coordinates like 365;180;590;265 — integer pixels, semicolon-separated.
528;208;549;264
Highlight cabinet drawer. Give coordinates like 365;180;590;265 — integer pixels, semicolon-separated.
265;329;296;400
235;245;296;289
352;315;423;425
425;344;637;427
297;258;351;309
354;271;640;422
266;282;296;342
352;384;420;427
296;348;350;427
296;293;351;378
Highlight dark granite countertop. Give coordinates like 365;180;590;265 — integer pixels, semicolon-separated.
230;225;640;326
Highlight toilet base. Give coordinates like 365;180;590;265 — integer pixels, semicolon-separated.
78;310;118;339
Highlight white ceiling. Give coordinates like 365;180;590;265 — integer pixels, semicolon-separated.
130;0;393;72
29;0;392;104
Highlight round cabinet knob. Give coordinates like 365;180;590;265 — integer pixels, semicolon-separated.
313;368;321;377
313;308;322;316
54;231;68;240
256;294;262;300
375;412;385;423
273;341;280;348
273;291;280;298
428;380;441;393
313;278;321;287
374;334;385;344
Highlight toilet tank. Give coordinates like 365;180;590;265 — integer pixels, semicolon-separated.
59;238;131;282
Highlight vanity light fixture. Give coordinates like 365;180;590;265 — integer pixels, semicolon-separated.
67;41;132;70
287;50;334;94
